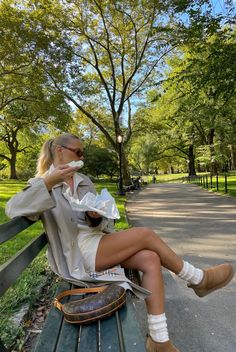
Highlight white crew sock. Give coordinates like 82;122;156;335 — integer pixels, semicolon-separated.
178;260;204;285
147;313;169;343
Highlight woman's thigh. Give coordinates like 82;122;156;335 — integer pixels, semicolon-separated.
121;249;161;273
95;227;155;271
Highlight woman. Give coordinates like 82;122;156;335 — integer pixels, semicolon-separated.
6;133;234;352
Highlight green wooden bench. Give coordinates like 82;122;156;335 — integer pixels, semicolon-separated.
0;216;146;352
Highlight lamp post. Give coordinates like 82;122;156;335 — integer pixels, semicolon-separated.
186;159;190;175
117;135;125;196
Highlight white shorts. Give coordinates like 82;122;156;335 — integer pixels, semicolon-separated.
77;232;105;272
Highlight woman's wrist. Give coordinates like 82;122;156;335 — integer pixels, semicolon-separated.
44;175;57;191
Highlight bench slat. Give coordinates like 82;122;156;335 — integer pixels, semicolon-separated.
0;233;47;296
120;297;146;352
78;323;98;351
100;312;123;352
56;320;80;352
0;217;35;244
34;281;71;352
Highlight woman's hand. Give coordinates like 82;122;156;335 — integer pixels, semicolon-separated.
44;165;78;190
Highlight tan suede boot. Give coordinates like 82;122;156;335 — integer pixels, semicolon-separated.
188;263;235;297
146;336;180;352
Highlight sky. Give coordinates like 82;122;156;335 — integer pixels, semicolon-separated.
210;0;236;17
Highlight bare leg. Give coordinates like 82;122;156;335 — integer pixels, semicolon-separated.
121;249;165;314
95;227;182;315
96;226;183;274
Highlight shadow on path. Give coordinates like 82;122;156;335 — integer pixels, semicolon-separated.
127;183;236;262
127;183;236;352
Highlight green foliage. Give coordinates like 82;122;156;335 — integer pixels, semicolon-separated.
129;134;162;173
0;0;73;179
0;0;223;182
132;24;236;175
83;145;118;179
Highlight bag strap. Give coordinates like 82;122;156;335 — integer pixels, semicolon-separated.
54;286;107;311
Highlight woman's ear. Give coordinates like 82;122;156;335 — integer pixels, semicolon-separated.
55;145;62;152
54;145;63;162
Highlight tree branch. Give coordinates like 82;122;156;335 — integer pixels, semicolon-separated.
117;9;156;116
0;153;11;162
86;35;114;110
45;69;116;148
125;44;178;102
93;0;117;109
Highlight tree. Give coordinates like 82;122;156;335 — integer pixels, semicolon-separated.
0;91;71;178
138;24;236;175
132;83;199;176
168;26;236;174
83;145;118;179
0;1;38;110
10;0;219;184
0;1;73;178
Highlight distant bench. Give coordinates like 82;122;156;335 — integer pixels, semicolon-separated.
124;179;141;192
0;216;146;352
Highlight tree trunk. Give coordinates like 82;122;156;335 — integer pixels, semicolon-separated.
188;144;196;176
9;154;18;179
229;145;236;170
120;146;131;186
208;128;218;175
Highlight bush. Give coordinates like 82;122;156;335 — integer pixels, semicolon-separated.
0;252;55;350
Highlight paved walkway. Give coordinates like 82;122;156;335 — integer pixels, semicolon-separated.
126;183;236;352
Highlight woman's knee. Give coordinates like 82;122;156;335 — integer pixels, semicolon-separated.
134;226;157;242
137;250;161;272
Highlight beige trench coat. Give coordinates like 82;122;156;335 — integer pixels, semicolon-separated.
5;173;149;298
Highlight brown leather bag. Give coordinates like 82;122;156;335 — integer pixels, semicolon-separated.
53;284;126;324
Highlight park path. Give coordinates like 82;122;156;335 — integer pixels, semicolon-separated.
126;183;236;352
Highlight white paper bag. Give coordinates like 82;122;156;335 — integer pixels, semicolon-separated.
69;188;120;219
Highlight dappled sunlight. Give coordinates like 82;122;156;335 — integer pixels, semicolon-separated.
127;183;236;263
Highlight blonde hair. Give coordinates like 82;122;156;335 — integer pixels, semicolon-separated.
36;133;80;177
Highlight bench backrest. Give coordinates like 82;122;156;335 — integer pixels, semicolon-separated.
0;216;47;296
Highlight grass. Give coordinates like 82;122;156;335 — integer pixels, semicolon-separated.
143;172;188;184
209;174;236;197
0;179;128;350
187;173;236;198
0;181;44;265
155;173;188;183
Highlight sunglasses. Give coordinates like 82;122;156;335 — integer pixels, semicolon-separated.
61;145;84;157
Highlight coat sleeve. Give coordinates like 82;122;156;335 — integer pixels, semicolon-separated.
5;177;56;220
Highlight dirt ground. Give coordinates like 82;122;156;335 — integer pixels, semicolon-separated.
19;275;59;352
